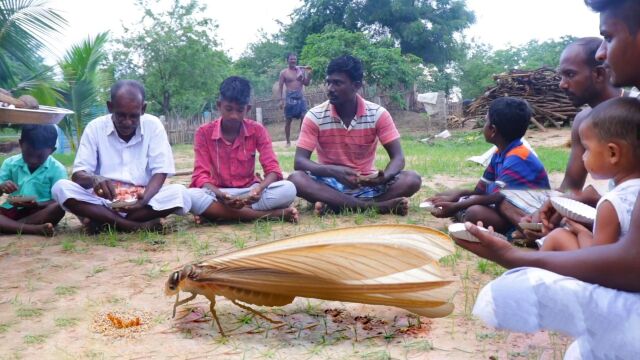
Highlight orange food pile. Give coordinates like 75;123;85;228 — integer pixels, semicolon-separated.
107;313;142;328
115;186;144;202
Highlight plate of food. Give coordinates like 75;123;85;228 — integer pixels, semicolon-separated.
550;197;596;225
7;195;37;206
0;105;74;125
518;222;544;231
447;222;508;243
110;199;137;209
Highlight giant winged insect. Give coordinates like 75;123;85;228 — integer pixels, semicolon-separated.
165;224;456;336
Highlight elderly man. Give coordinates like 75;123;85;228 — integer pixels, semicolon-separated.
288;55;421;216
455;1;640;358
52;80;190;232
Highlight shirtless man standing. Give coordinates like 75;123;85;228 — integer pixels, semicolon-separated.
279;53;311;147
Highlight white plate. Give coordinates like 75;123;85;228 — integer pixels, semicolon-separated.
447;223;507;243
110;199;137;209
0;105;73;125
518;222;543;231
550;197;596;225
419;201;440;212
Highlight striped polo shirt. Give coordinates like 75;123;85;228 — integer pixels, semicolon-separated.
477;139;551;194
297;95;400;175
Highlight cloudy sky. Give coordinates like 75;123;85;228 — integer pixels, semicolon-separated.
45;0;601;62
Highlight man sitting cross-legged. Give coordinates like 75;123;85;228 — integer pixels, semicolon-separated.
52;80;191;233
288;55;421;216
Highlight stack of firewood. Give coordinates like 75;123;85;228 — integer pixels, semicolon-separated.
465;68;579;130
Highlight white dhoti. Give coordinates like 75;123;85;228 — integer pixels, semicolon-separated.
52;179;191;215
188;180;297;215
473;267;640;359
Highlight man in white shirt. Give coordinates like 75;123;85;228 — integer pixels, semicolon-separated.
52;80;190;232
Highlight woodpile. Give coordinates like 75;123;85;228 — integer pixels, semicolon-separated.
465;68;579;130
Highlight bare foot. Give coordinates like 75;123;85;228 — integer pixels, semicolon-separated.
314;202;327;216
19;223;55;237
81;217;102;235
286;142;291;148
194;215;202;225
138;218;165;233
377;197;409;216
282;207;299;223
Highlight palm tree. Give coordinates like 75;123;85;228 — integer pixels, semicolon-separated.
58;31;110;151
0;0;67;88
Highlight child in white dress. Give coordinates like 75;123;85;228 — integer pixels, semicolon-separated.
541;97;640;251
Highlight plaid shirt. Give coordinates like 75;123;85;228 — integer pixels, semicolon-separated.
191;118;283;189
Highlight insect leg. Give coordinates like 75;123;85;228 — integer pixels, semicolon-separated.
172;293;197;318
209;297;226;336
231;299;281;324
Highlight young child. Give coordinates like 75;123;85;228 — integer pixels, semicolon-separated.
429;97;550;234
0;125;67;236
188;76;298;223
541;97;640;251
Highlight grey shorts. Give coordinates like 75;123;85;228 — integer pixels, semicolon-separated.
188;180;297;215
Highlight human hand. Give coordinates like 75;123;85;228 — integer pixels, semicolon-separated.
331;166;359;188
244;187;263;205
357;170;385;186
452;222;514;266
428;193;460;203
539;199;562;234
519;213;545;240
0;180;18;194
92;176;116;200
431;201;460;218
562;218;591;236
219;192;245;209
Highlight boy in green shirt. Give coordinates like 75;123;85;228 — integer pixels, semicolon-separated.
0;125;67;236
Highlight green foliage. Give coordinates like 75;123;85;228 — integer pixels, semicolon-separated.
57;32;110;151
233;34;288;98
458;36;576;99
110;0;231;116
0;0;66;86
300;28;422;96
284;0;474;68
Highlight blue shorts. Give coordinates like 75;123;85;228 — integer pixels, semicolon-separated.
308;173;397;199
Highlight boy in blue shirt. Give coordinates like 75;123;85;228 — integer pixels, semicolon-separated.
428;97;551;234
0;125;67;236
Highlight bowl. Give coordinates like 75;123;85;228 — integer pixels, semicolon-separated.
448;223;507;243
8;195;37;205
550;197;596;225
110;199;137;209
0;105;73;125
518;222;543;231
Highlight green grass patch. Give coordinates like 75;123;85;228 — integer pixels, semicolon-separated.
15;306;43;318
54;286;78;296
23;334;47;344
55;317;79;328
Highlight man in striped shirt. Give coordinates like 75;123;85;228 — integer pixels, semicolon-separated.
288;55;421;215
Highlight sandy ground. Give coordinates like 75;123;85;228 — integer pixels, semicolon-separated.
0;127;573;359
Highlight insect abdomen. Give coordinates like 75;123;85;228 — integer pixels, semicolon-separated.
221;286;294;307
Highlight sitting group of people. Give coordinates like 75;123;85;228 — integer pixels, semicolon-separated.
0;55;421;236
452;1;640;358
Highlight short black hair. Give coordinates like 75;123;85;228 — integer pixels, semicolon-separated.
285;52;297;60
110;79;146;103
569;37;605;68
588;97;640;156
487;97;532;142
326;55;364;83
584;0;640;33
218;76;251;106
20;124;57;150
